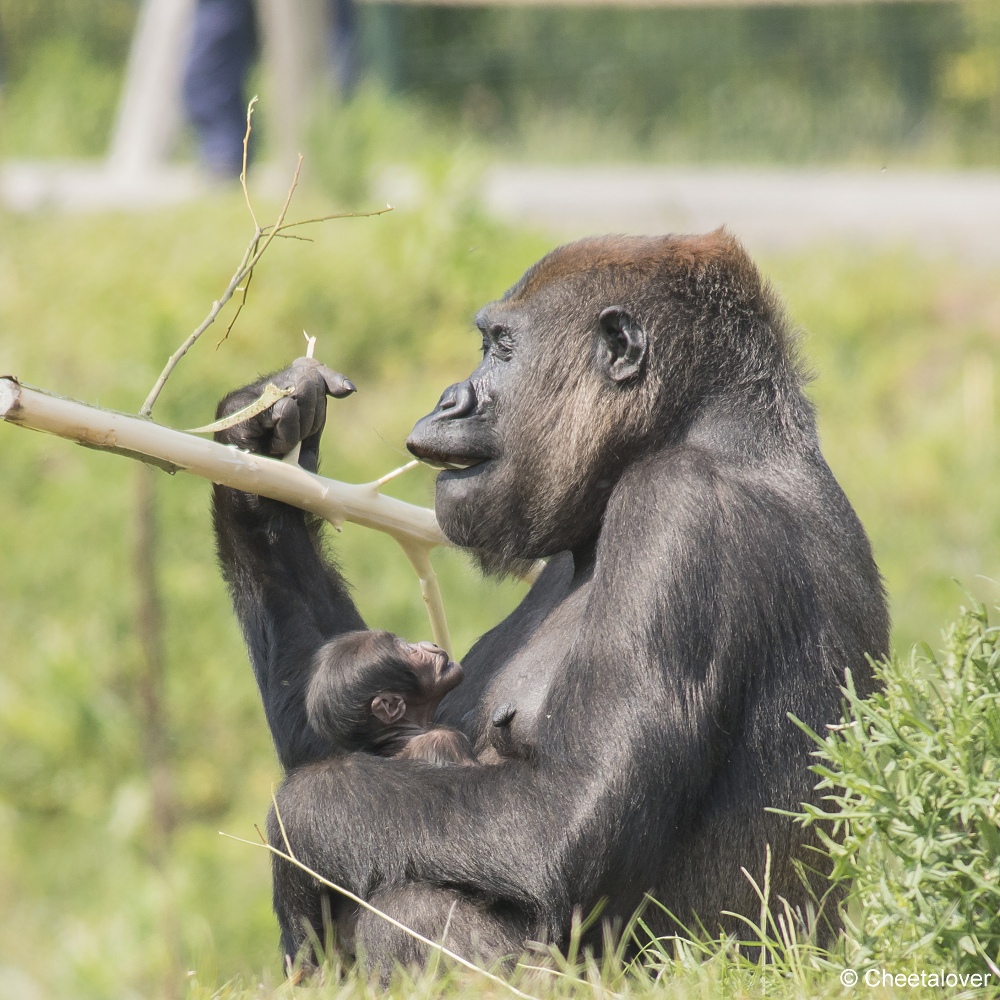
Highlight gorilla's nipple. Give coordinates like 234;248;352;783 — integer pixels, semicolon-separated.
491;702;516;728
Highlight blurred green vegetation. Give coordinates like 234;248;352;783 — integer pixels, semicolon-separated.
0;1;998;996
0;181;997;996
1;0;999;165
0;0;134;157
372;0;1000;165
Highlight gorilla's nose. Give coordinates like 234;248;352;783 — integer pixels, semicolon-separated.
406;378;494;467
435;381;477;420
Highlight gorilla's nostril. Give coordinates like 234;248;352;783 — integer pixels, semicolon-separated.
436;381;477;419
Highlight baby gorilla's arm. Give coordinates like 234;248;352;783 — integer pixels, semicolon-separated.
395;727;477;766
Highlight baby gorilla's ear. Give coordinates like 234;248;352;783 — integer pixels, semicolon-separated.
371;693;407;725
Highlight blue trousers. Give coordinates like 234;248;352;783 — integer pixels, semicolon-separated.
182;0;259;177
182;0;357;178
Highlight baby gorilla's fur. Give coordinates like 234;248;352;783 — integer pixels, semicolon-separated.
306;630;476;765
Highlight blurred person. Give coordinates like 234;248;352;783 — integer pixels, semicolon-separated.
182;0;357;179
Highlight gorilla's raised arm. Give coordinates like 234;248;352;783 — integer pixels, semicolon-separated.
212;358;365;771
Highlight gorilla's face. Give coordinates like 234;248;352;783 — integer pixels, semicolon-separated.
406;243;654;569
405;306;529;563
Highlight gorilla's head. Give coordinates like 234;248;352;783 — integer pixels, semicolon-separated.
407;232;801;573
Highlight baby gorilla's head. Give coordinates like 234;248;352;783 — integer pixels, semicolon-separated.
306;630;464;752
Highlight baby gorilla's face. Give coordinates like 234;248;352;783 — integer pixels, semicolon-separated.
370;639;464;731
401;640;464;701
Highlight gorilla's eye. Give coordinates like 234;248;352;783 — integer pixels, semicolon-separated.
481;325;513;362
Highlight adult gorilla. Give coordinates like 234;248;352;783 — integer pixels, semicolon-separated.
212;231;888;970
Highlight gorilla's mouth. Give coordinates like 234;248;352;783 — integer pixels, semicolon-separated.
406;443;490;472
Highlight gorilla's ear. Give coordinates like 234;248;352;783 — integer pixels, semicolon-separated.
371;693;406;725
598;306;648;383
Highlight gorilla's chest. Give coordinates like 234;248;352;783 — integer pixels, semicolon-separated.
437;559;592;756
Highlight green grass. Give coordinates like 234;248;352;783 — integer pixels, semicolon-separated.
0;180;998;997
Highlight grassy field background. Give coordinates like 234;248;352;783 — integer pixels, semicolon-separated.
0;178;998;997
2;1;1000;994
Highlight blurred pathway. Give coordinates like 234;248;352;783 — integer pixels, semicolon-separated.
478;165;1000;262
4;160;1000;262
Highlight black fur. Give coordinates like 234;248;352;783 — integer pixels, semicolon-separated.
306;630;473;762
306;630;423;755
212;232;888;974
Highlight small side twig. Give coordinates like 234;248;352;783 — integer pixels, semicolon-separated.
220;264;256;348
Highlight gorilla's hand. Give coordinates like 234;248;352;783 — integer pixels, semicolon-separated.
215;357;356;472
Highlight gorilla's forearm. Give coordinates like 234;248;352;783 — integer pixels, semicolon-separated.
270;755;585;931
213;486;366;770
268;711;699;945
211;363;367;770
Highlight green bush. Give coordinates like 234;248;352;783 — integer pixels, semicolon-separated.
797;604;1000;974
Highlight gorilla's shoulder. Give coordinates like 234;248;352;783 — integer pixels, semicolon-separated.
599;445;819;568
605;446;749;523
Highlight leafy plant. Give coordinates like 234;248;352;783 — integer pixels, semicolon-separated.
795;604;1000;975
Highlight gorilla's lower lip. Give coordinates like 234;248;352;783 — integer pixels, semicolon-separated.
426;458;483;471
437;459;494;482
408;447;490;472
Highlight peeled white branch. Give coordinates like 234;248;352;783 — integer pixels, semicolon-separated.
0;376;455;652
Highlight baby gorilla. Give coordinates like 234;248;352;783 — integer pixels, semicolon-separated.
306;631;477;765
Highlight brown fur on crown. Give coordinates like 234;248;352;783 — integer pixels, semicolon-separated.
505;229;764;306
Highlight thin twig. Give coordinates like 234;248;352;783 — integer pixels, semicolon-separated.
250;155;303;271
139;237;255;416
139;101;261;417
272;206;393;234
217;250;258;348
138;95;393;417
375;460;420;488
240;95;259;230
212;154;303;353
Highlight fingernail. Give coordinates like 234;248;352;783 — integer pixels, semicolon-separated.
343;379;357;394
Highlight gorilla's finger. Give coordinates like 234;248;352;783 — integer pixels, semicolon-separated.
317;365;357;399
285;357;355;399
270;396;301;455
294;383;319;441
